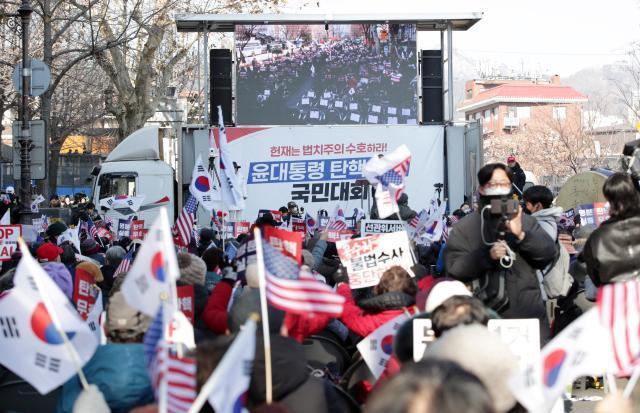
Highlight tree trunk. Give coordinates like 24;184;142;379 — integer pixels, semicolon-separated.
41;0;54;197
48;144;60;197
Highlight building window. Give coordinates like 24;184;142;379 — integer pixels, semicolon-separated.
553;106;566;120
493;107;498;118
484;109;490;120
516;106;531;119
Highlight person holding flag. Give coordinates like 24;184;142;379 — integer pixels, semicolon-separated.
363;144;412;219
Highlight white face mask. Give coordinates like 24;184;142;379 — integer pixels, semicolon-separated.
481;186;512;196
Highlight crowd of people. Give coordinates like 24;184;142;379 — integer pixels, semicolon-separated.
0;159;638;413
237;34;418;125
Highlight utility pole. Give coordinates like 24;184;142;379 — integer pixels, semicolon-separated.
18;0;33;218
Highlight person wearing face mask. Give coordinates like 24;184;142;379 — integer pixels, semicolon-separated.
522;185;563;241
443;163;556;343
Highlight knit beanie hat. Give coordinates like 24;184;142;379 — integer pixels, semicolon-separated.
81;238;101;256
106;291;152;340
42;262;73;301
76;261;104;283
423;325;518;413
424;280;472;313
46;221;68;238
177;253;206;286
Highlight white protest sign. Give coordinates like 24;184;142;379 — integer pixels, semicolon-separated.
412;318;435;362
337;231;414;289
488;319;540;370
335;100;343;108
0;225;21;261
361;219;405;236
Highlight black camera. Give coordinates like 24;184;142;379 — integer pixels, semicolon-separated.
489;197;519;218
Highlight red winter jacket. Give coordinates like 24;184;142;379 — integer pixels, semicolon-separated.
202;279;234;334
202;281;330;342
337;284;415;338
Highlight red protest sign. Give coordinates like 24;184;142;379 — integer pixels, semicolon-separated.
234;221;251;237
291;217;307;233
0;225;21;261
130;220;145;239
327;229;354;243
177;285;195;323
73;268;99;320
263;226;303;264
96;226;113;242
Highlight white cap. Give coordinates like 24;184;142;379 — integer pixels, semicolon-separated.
425;280;472;313
5;186;14;194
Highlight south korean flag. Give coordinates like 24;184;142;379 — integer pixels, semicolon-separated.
0;241;98;394
189;154;221;212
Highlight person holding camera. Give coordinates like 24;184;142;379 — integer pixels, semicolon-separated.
583;172;640;286
444;163;556;342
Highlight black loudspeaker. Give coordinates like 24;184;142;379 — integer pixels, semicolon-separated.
421;50;444;124
210;49;233;125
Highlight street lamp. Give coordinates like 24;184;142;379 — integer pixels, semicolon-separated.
17;0;33;219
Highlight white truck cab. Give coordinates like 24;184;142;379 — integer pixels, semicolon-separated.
92;127;176;225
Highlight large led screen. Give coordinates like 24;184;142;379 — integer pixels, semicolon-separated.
235;24;418;125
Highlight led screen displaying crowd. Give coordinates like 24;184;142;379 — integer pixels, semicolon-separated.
235;24;418;126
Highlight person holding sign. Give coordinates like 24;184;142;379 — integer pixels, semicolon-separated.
337;266;418;337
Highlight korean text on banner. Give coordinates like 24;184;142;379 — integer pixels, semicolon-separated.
73;269;100;320
361;219;405;236
0;225;21;261
130;220;145;240
263;226;303;264
337;231;414;289
177;285;195;324
117;218;132;239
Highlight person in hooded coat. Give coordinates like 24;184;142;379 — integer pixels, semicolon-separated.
56;292;154;413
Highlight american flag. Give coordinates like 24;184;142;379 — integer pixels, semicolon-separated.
41;215;49;232
597;280;640;374
114;248;133;277
327;207;347;231
443;219;450;243
86;217;99;239
376;157;411;201
144;309;197;413
174;195;199;247
409;209;427;228
260;238;345;317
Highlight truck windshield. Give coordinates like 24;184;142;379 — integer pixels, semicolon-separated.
98;173;136;199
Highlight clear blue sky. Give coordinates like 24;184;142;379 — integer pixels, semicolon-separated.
286;0;640;76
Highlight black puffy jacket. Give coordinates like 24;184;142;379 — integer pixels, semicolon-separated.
583;215;640;286
249;334;339;412
444;209;555;341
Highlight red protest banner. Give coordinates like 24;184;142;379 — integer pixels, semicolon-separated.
263;226;303;264
593;202;610;226
234;221;251;237
96;226;113;242
0;225;21;261
130;220;145;239
73;268;99;320
327;229;354;243
177;285;195;323
291;217;307;233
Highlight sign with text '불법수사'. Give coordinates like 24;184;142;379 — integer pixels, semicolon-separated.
337;231;414;289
